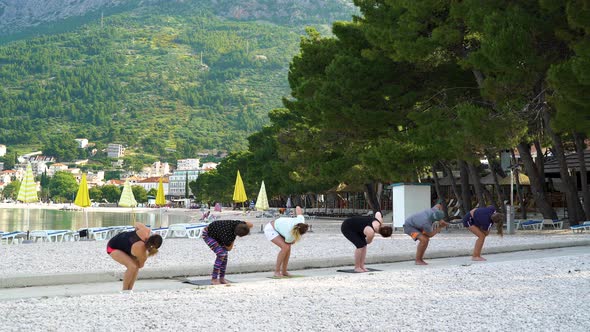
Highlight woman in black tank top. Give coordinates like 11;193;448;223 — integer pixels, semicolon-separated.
340;212;393;273
106;222;163;291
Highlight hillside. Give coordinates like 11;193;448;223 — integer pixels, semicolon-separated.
0;1;355;162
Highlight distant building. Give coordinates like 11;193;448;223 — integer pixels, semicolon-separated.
137;176;169;195
107;144;125;158
177;159;200;171
0;144;6;157
48;163;68;176
0;162;3;171
75;138;88;149
152;161;170;176
201;162;218;171
168;170;199;197
111;159;124;168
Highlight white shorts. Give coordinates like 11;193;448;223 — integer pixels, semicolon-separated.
264;223;279;241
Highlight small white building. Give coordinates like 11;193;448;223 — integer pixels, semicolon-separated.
0;144;6;157
75;138;88;149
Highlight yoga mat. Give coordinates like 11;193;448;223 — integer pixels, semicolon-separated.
266;275;305;279
181;279;235;285
336;268;382;273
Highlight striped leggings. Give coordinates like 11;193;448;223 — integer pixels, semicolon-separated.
202;230;228;279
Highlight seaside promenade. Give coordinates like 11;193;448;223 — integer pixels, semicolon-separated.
1;212;589;331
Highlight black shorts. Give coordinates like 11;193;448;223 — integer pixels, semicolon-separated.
341;224;367;249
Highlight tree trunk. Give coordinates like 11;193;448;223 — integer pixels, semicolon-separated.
443;161;464;216
533;139;546;190
458;160;472;214
511;149;527;219
517;142;557;219
432;162;448;217
488;153;507;212
542;110;585;224
573;132;590;219
365;183;381;214
468;162;486;207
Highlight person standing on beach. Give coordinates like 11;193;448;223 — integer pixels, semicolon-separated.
106;222;163;291
462;206;504;261
202;219;254;285
403;204;448;265
264;205;309;278
341;212;393;272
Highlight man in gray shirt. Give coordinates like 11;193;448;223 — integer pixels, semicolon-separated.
403;204;448;265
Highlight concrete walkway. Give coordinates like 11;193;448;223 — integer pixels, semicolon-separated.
1;245;587;301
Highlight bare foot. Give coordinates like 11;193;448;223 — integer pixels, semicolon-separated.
353;268;365;273
472;257;487;261
219;278;230;284
273;272;284;278
282;272;292;277
360;266;370;272
375;211;383;223
211;279;221;285
415;260;428;265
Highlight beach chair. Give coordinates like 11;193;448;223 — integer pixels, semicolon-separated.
570;221;590;233
542;219;563;229
521;220;543;230
1;231;27;244
151;227;169;238
29;230;70;242
166;223;208;239
87;227;115;241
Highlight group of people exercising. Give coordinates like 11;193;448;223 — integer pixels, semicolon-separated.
106;203;504;290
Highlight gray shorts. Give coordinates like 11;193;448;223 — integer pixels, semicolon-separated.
403;224;422;241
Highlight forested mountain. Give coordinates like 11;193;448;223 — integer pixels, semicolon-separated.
0;0;354;161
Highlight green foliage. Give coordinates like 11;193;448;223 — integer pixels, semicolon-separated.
89;186;103;202
2;180;20;200
0;4;304;157
132;185;148;203
47;171;78;201
101;185;121;203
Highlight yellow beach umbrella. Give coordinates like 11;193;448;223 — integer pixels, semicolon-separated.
119;180;137;207
17;163;38;204
155;177;166;228
119;180;137;224
155;178;166;206
17;163;38;234
255;181;269;211
74;174;91;208
232;170;247;204
74;173;91;230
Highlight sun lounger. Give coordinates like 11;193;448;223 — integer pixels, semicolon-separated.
29;230;71;242
570;221;590;233
1;231;27;244
86;227;115;241
542;219;563;229
521;220;543;230
151;227;169;238
165;223;208;239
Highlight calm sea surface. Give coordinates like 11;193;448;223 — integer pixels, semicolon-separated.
0;206;197;232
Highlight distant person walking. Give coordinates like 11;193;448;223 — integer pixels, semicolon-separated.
202;219;254;285
403;204;448;265
340;212;393;272
106;222;163;291
264;206;309;277
462;206;504;261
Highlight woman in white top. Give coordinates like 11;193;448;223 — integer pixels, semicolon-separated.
264;205;309;278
